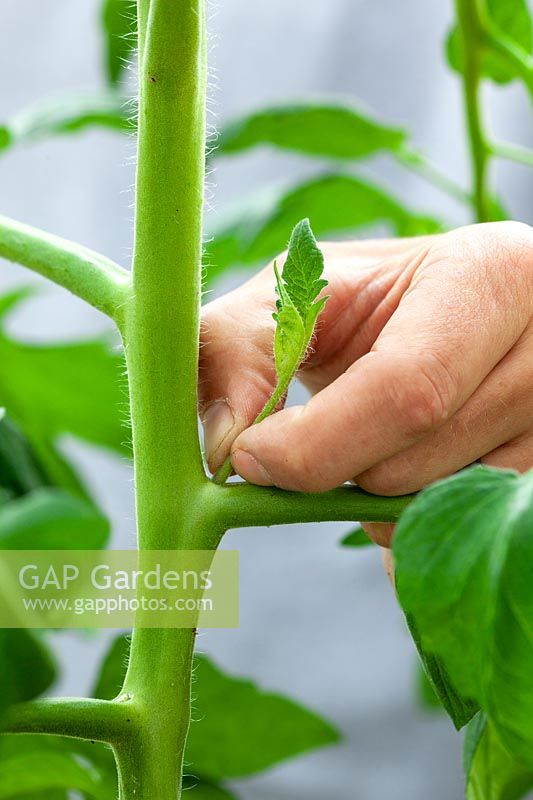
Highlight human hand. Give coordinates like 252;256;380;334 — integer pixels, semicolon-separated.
200;222;533;545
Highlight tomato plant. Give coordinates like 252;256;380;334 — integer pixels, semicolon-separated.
0;1;532;798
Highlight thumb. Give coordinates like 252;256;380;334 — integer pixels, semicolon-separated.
199;286;278;472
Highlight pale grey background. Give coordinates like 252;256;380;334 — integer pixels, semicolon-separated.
1;1;532;798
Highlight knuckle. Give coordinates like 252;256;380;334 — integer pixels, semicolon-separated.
465;221;533;297
491;220;533;247
490;221;533;275
385;354;456;438
489;222;533;310
356;464;415;497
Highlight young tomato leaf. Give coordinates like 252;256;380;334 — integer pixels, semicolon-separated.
214;101;407;161
213;219;328;482
266;218;328;414
340;525;373;548
186;654;339;781
101;0;137;87
447;0;533;84
393;466;533;763
464;713;533;800
0;489;110;550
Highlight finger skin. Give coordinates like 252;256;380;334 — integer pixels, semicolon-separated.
199;288;278;471
481;434;533;472
355;323;533;495
231;223;533;492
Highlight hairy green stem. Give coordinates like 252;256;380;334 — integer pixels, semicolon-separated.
126;0;207;530
117;628;198;799
211;482;413;528
117;1;209;798
456;0;492;223
2;697;135;744
0;214;130;322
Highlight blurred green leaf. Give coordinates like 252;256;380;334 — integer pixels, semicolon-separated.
447;0;533;84
92;633;130;700
205;173;442;285
95;637;338;783
15;793;65;800
0;630;56;719
0;415;49;498
394;466;533;763
187;654;339;780
0;735;237;800
101;0;137;86
215;101;407;161
0;490;110;550
464;713;533;800
88;635;130;793
0;92;133;155
0;735;116;800
340;525;373;547
0;750;107;798
0;290;129;499
0;488;109;722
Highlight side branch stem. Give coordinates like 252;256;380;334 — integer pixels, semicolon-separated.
2;697;135;744
397;146;472;207
491;141;533;169
210;482;413;528
0;214;130;323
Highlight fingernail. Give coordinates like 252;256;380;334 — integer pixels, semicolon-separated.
231;449;273;486
203;400;235;468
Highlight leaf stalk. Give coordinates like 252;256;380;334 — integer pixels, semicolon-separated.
0;214;130;323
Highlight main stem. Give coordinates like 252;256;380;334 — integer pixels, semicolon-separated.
456;0;491;223
119;1;210;798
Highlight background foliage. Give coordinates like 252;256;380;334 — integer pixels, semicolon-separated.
1;0;533;798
